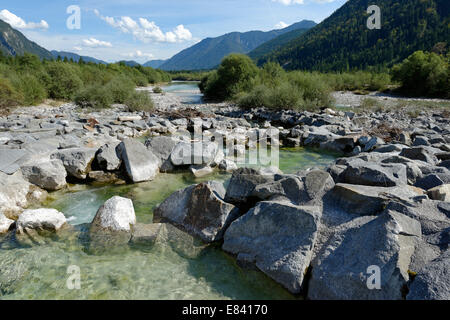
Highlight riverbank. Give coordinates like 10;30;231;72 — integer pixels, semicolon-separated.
0;85;449;300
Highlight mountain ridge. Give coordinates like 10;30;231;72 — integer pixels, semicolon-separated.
259;0;450;71
160;20;317;71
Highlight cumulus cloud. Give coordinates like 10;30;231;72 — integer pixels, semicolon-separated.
82;38;112;48
0;9;49;30
124;50;154;59
94;9;192;43
275;21;289;29
73;46;83;51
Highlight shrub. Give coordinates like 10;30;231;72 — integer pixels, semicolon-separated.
152;86;163;94
201;54;258;100
45;62;83;100
0;77;23;108
288;72;333;109
125;91;154;112
392;51;449;98
74;85;113;109
105;76;135;103
11;74;47;106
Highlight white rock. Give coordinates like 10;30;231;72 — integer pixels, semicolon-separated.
91;196;136;232
0;213;14;234
16;208;67;234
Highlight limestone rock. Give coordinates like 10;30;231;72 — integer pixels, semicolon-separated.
117;139;159;183
223;201;322;294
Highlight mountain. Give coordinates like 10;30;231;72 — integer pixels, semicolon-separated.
118;60;140;67
51;50;107;64
248;28;310;62
160;20;316;71
0;19;53;60
143;59;167;68
260;0;450;71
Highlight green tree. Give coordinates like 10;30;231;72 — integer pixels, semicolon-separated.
392;50;449;97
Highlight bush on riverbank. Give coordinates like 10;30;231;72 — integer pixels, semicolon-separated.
199;54;395;110
0;52;170;110
125;91;154;112
392;51;449;98
201;55;334;110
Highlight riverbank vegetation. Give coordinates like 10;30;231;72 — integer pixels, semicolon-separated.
0;53;170;111
199;54;392;111
200;50;449;111
392;51;449;99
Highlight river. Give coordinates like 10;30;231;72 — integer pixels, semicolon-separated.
0;82;337;300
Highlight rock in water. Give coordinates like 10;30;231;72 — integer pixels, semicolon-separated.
222;201;322;294
16;208;68;245
308;210;421;300
0;213;14;234
407;250;450;300
154;181;237;243
51;148;97;179
89;196;136;249
21;160;67;191
130;223;163;245
117;139;159;183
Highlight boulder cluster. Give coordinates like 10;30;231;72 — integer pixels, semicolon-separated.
1;101;449;300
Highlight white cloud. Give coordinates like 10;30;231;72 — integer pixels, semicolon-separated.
82;38;112;48
124;50;154;59
94;10;192;43
73;46;83;51
0;9;49;30
275;21;289;29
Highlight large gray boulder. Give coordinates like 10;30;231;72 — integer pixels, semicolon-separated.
400;147;438;165
223;201;322;294
51;148;97;179
89;196;136;248
407;250;450;300
224;168;275;206
251;170;334;205
328;183;422;216
154;181;237;243
145;136;179;163
21;160;67;191
96;143;121;171
117;139;159;183
338;160;407;187
308;210;421;300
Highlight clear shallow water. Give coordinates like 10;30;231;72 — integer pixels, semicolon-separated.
162;81;203;104
0;148;336;300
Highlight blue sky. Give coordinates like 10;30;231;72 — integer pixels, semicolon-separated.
0;0;347;63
